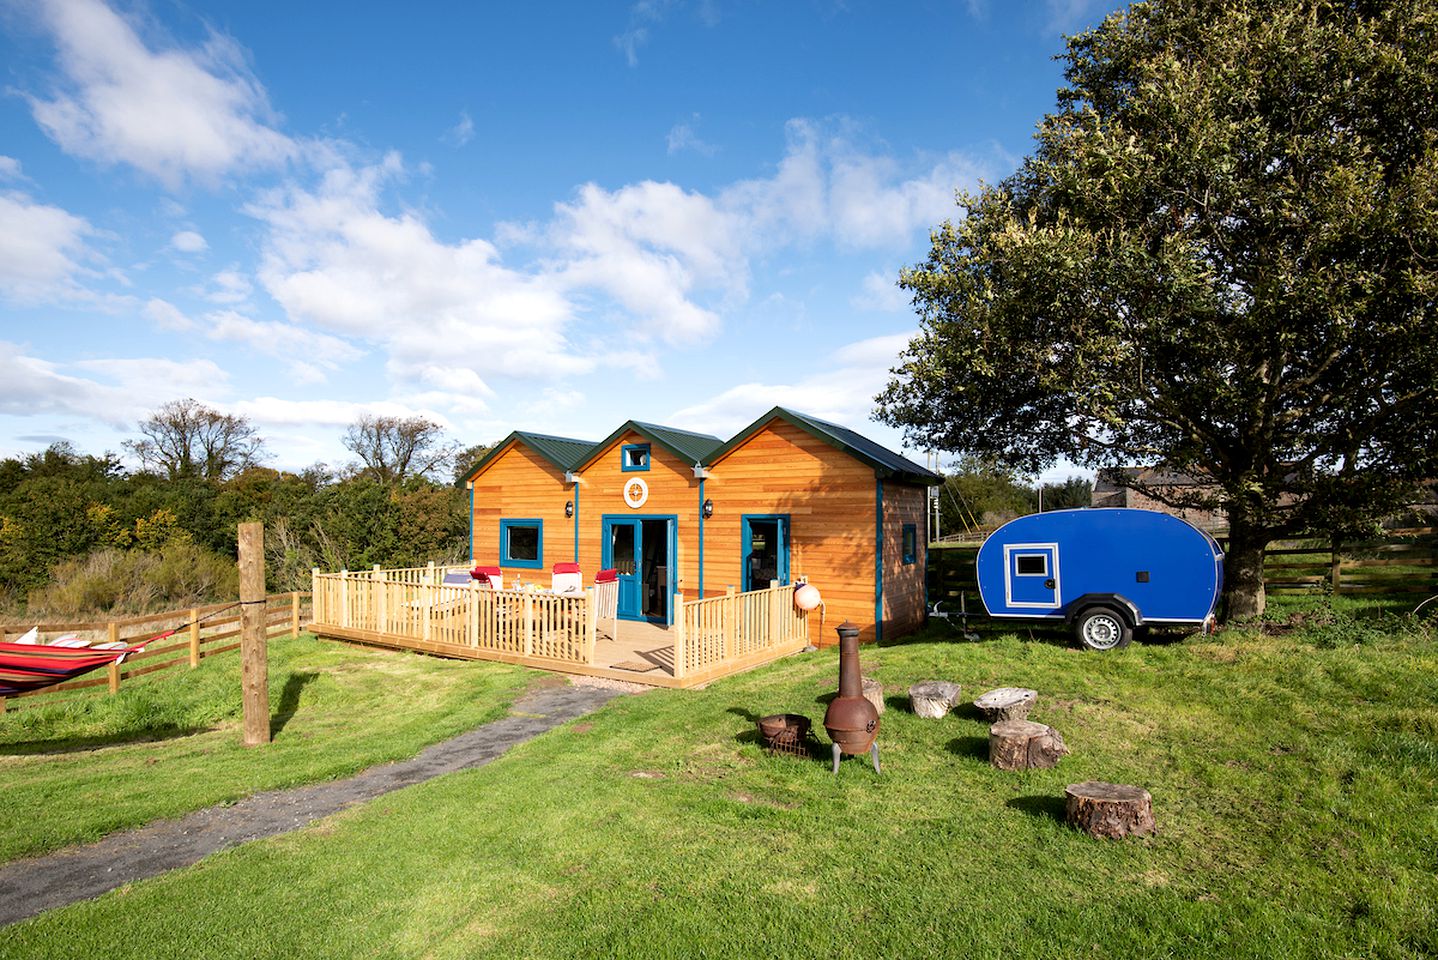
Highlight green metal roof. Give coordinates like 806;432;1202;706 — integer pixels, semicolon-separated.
709;406;943;485
573;420;724;472
462;430;599;481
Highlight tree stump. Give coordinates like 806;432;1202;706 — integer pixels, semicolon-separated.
862;677;885;715
909;680;960;719
988;719;1068;770
1064;781;1155;838
974;687;1037;722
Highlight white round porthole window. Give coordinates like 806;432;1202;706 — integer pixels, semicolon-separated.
623;477;649;509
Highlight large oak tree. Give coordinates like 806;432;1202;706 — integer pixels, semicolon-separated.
878;0;1438;618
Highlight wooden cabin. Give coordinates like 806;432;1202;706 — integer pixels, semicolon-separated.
463;407;941;645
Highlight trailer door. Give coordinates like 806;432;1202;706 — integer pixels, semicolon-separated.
1004;543;1060;609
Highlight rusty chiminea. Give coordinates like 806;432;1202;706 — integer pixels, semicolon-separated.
822;620;881;774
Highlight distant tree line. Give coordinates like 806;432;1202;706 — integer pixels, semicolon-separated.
0;399;492;618
933;456;1094;536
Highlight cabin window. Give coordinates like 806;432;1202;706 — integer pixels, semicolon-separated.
902;524;917;565
621;443;651;472
499;519;543;569
1015;553;1048;576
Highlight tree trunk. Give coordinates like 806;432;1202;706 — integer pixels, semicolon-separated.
1224;509;1269;621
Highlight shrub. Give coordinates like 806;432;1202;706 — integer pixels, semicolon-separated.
27;543;238;618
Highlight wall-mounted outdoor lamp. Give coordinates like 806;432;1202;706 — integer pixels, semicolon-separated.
702;498;714;519
564;500;575;518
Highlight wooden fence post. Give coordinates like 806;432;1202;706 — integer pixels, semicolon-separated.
1330;538;1343;594
107;621;121;694
673;591;686;679
311;567;320;623
725;586;737;659
189;608;201;668
768;579;781;646
468;582;480;648
427;560;436;585
291;592;300;639
584;588;598;663
340;570;350;629
239;522;270;747
523;592;534;656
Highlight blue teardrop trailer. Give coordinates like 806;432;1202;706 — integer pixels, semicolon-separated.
975;508;1224;650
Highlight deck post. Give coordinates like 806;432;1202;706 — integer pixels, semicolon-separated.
585;588;598;664
291;592;301;639
423;580;433;643
768;579;781;646
189;608;201;667
107;621;120;694
311;568;320;623
372;565;382;633
725;586;737;659
427;560;436;585
523;592;535;656
673;591;686;679
468;582;479;648
376;569;388;635
340;570;350;629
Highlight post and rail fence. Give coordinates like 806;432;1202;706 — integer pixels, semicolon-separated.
0;592;310;713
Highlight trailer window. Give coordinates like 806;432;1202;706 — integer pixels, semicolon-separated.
1015;554;1048;576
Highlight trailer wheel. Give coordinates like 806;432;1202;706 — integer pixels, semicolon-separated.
1075;607;1132;651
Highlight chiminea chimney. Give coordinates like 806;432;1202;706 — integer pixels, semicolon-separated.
822;621;881;774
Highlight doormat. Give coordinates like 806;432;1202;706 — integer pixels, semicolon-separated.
612;660;659;673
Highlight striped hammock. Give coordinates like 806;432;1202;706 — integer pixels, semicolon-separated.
0;638;154;698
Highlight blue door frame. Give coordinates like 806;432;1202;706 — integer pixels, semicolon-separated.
741;514;790;592
601;514;678;625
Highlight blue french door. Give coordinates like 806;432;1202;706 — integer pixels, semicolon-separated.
603;519;643;620
742;515;790;592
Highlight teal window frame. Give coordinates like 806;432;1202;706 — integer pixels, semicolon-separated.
620;443;651;472
902;523;917;565
499;518;544;569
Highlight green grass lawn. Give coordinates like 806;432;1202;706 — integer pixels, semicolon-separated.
3;612;1436;959
0;634;535;863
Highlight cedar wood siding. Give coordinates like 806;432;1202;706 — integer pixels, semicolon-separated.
575;430;701;598
468;440;574;578
707;420;879;645
882;482;927;638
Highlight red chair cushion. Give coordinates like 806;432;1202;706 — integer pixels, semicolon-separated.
552;562;582;575
594;568;618;584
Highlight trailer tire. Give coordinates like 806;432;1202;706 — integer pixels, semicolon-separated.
1075;607;1132;651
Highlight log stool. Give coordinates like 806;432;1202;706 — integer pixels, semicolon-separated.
862;677;885;715
974;687;1037;722
1064;781;1156;838
909;680;960;718
988;719;1068;770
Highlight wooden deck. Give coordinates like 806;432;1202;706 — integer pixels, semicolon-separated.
308;569;810;689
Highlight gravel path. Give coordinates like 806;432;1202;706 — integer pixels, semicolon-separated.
0;681;629;927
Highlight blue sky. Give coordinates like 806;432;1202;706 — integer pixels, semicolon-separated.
0;0;1117;477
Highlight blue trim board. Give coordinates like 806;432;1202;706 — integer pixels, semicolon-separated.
875;479;884;643
572;483;580;563
620;443;651;472
697;478;705;599
499;518;544;570
467;486;474;564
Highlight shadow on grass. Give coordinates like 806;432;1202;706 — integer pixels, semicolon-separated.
270;671;319;738
1005;794;1067;823
0;723;217;756
947;735;989;761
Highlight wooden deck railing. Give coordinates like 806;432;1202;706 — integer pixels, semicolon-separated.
675;581;808;680
310;568;807;687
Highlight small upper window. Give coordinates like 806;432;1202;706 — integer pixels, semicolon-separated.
621;443;651;472
1015;554;1048;576
902;524;917;565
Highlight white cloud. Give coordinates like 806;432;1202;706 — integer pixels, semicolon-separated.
667;330;916;437
442;111;475;147
233;396;455;431
666;116;716;156
141;298;361;381
0;340;229;427
197;267;253;304
26;0;298;187
851;270;910;312
143;296;192;330
0;190;97;301
0;157;26;181
170;229;207;253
